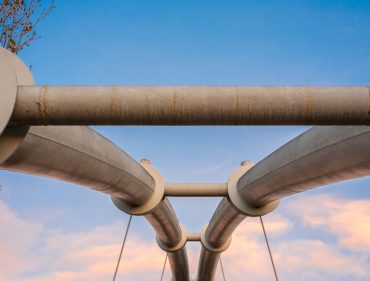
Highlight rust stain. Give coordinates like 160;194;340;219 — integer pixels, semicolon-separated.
110;87;119;116
368;87;370;117
235;86;240;112
304;87;313;118
172;87;177;110
37;86;48;124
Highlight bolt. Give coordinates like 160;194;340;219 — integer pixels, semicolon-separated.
241;160;253;166
140;159;151;165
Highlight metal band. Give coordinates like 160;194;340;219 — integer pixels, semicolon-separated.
111;159;165;216
227;161;280;217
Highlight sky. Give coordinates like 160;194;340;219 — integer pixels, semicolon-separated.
1;0;370;280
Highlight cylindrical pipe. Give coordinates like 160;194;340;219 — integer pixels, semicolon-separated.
204;199;244;248
238;126;370;207
0;126;189;280
168;249;190;281
145;199;183;246
197;199;244;281
0;47;190;279
145;199;189;280
197;126;370;280
187;233;201;241
10;86;370;126
0;126;154;206
198;249;220;281
165;183;227;197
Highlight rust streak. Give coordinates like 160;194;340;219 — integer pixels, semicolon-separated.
235;86;240;112
38;86;48;124
304;87;313;118
110;87;119;117
173;87;177;110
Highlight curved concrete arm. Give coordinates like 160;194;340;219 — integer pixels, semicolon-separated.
0;48;189;281
112;160;189;280
238;126;370;207
198;126;370;280
1;126;155;205
0;126;189;280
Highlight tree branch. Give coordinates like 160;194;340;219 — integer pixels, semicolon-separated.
0;0;55;53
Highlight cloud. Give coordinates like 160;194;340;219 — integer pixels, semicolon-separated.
0;200;167;281
287;194;370;251
0;201;43;280
220;195;370;281
1;194;370;281
276;240;368;279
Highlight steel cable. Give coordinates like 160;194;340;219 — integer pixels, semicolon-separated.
260;216;279;281
219;254;227;281
160;253;168;281
112;214;133;281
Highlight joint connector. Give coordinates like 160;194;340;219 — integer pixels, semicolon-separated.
200;225;232;253
227;160;280;217
187;232;201;242
0;47;33;137
111;159;165;216
156;225;187;253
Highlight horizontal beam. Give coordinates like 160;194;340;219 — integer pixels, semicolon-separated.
187;233;201;242
10;86;370;126
165;183;227;197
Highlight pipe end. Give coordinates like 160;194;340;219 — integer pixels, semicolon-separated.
0;48;18;136
227;162;280;216
111;159;165;215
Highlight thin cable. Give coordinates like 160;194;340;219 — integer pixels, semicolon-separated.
160;253;168;281
112;214;133;281
219;254;227;281
260;216;279;281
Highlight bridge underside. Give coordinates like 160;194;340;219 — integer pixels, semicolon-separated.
1;47;370;280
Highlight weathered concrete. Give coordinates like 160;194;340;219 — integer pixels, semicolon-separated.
198;126;370;280
10;85;370;126
0;47;189;281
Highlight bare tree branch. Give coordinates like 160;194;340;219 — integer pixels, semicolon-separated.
0;0;55;53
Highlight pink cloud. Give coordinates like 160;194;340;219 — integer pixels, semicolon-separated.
0;200;169;281
1;194;370;281
218;196;370;281
287;194;370;251
0;201;43;280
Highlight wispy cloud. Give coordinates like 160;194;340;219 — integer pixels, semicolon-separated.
1;194;370;280
287;194;370;251
0;200;166;281
221;195;370;281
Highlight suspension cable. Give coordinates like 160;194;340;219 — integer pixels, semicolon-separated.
160;253;168;281
112;214;133;281
260;216;280;281
219;254;227;281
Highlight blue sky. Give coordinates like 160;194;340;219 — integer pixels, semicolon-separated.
1;0;370;280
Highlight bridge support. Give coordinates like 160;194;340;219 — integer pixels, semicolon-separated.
7;85;370;126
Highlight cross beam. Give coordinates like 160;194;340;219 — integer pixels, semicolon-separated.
8;85;370;126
